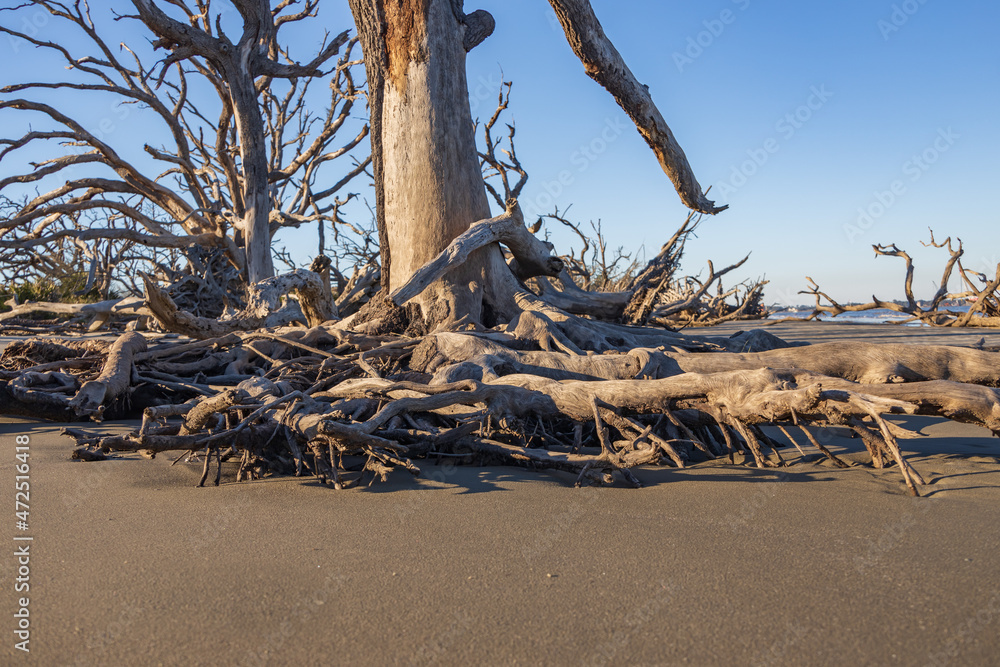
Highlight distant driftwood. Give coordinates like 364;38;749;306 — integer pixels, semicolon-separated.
802;231;1000;327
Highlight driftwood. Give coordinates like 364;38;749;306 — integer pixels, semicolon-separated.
5;315;998;497
142;269;336;339
526;208;766;326
3;331;146;420
390;200;562;307
1;3;996;502
0;297;149;330
67;331;146;419
546;0;724;214
802;232;1000;327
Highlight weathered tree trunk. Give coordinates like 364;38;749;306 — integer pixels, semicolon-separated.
348;0;726;330
349;0;502;327
229;74;275;284
132;0;277;283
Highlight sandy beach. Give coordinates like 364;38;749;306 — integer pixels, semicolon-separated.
3;322;1000;665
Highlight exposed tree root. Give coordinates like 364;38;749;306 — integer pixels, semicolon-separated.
0;296;149;329
67;331;147;419
6;194;995;498
3;0;992;504
6;318;998;498
141;269;336;339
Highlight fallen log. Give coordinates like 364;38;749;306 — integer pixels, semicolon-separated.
142;269;337;339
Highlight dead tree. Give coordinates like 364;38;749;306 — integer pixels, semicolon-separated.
2;1;998;499
345;0;724;334
474;83;765;327
802;231;1000;327
0;0;369;317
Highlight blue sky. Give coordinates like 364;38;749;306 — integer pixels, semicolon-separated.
464;0;1000;304
2;0;997;304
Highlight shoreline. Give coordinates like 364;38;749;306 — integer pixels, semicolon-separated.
698;318;1000;347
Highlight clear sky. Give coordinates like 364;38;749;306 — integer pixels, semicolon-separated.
2;1;997;305
465;0;1000;305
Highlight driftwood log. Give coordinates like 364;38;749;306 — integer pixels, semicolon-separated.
141;269;337;339
1;1;996;501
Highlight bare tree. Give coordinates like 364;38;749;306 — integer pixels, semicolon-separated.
0;0;369;310
345;0;724;333
532;207;767;326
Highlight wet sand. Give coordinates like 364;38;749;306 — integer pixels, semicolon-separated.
2;322;1000;665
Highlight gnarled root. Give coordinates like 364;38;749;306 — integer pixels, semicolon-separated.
142;269;336;339
51;317;1000;495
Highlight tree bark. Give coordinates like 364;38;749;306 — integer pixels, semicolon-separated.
67;331;147;419
349;0;519;328
130;0;276;282
229;74;275;283
142;270;336;339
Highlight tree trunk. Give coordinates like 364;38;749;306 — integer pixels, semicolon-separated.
348;0;730;331
350;0;510;328
229;75;275;283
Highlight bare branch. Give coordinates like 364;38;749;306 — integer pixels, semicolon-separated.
547;0;724;214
